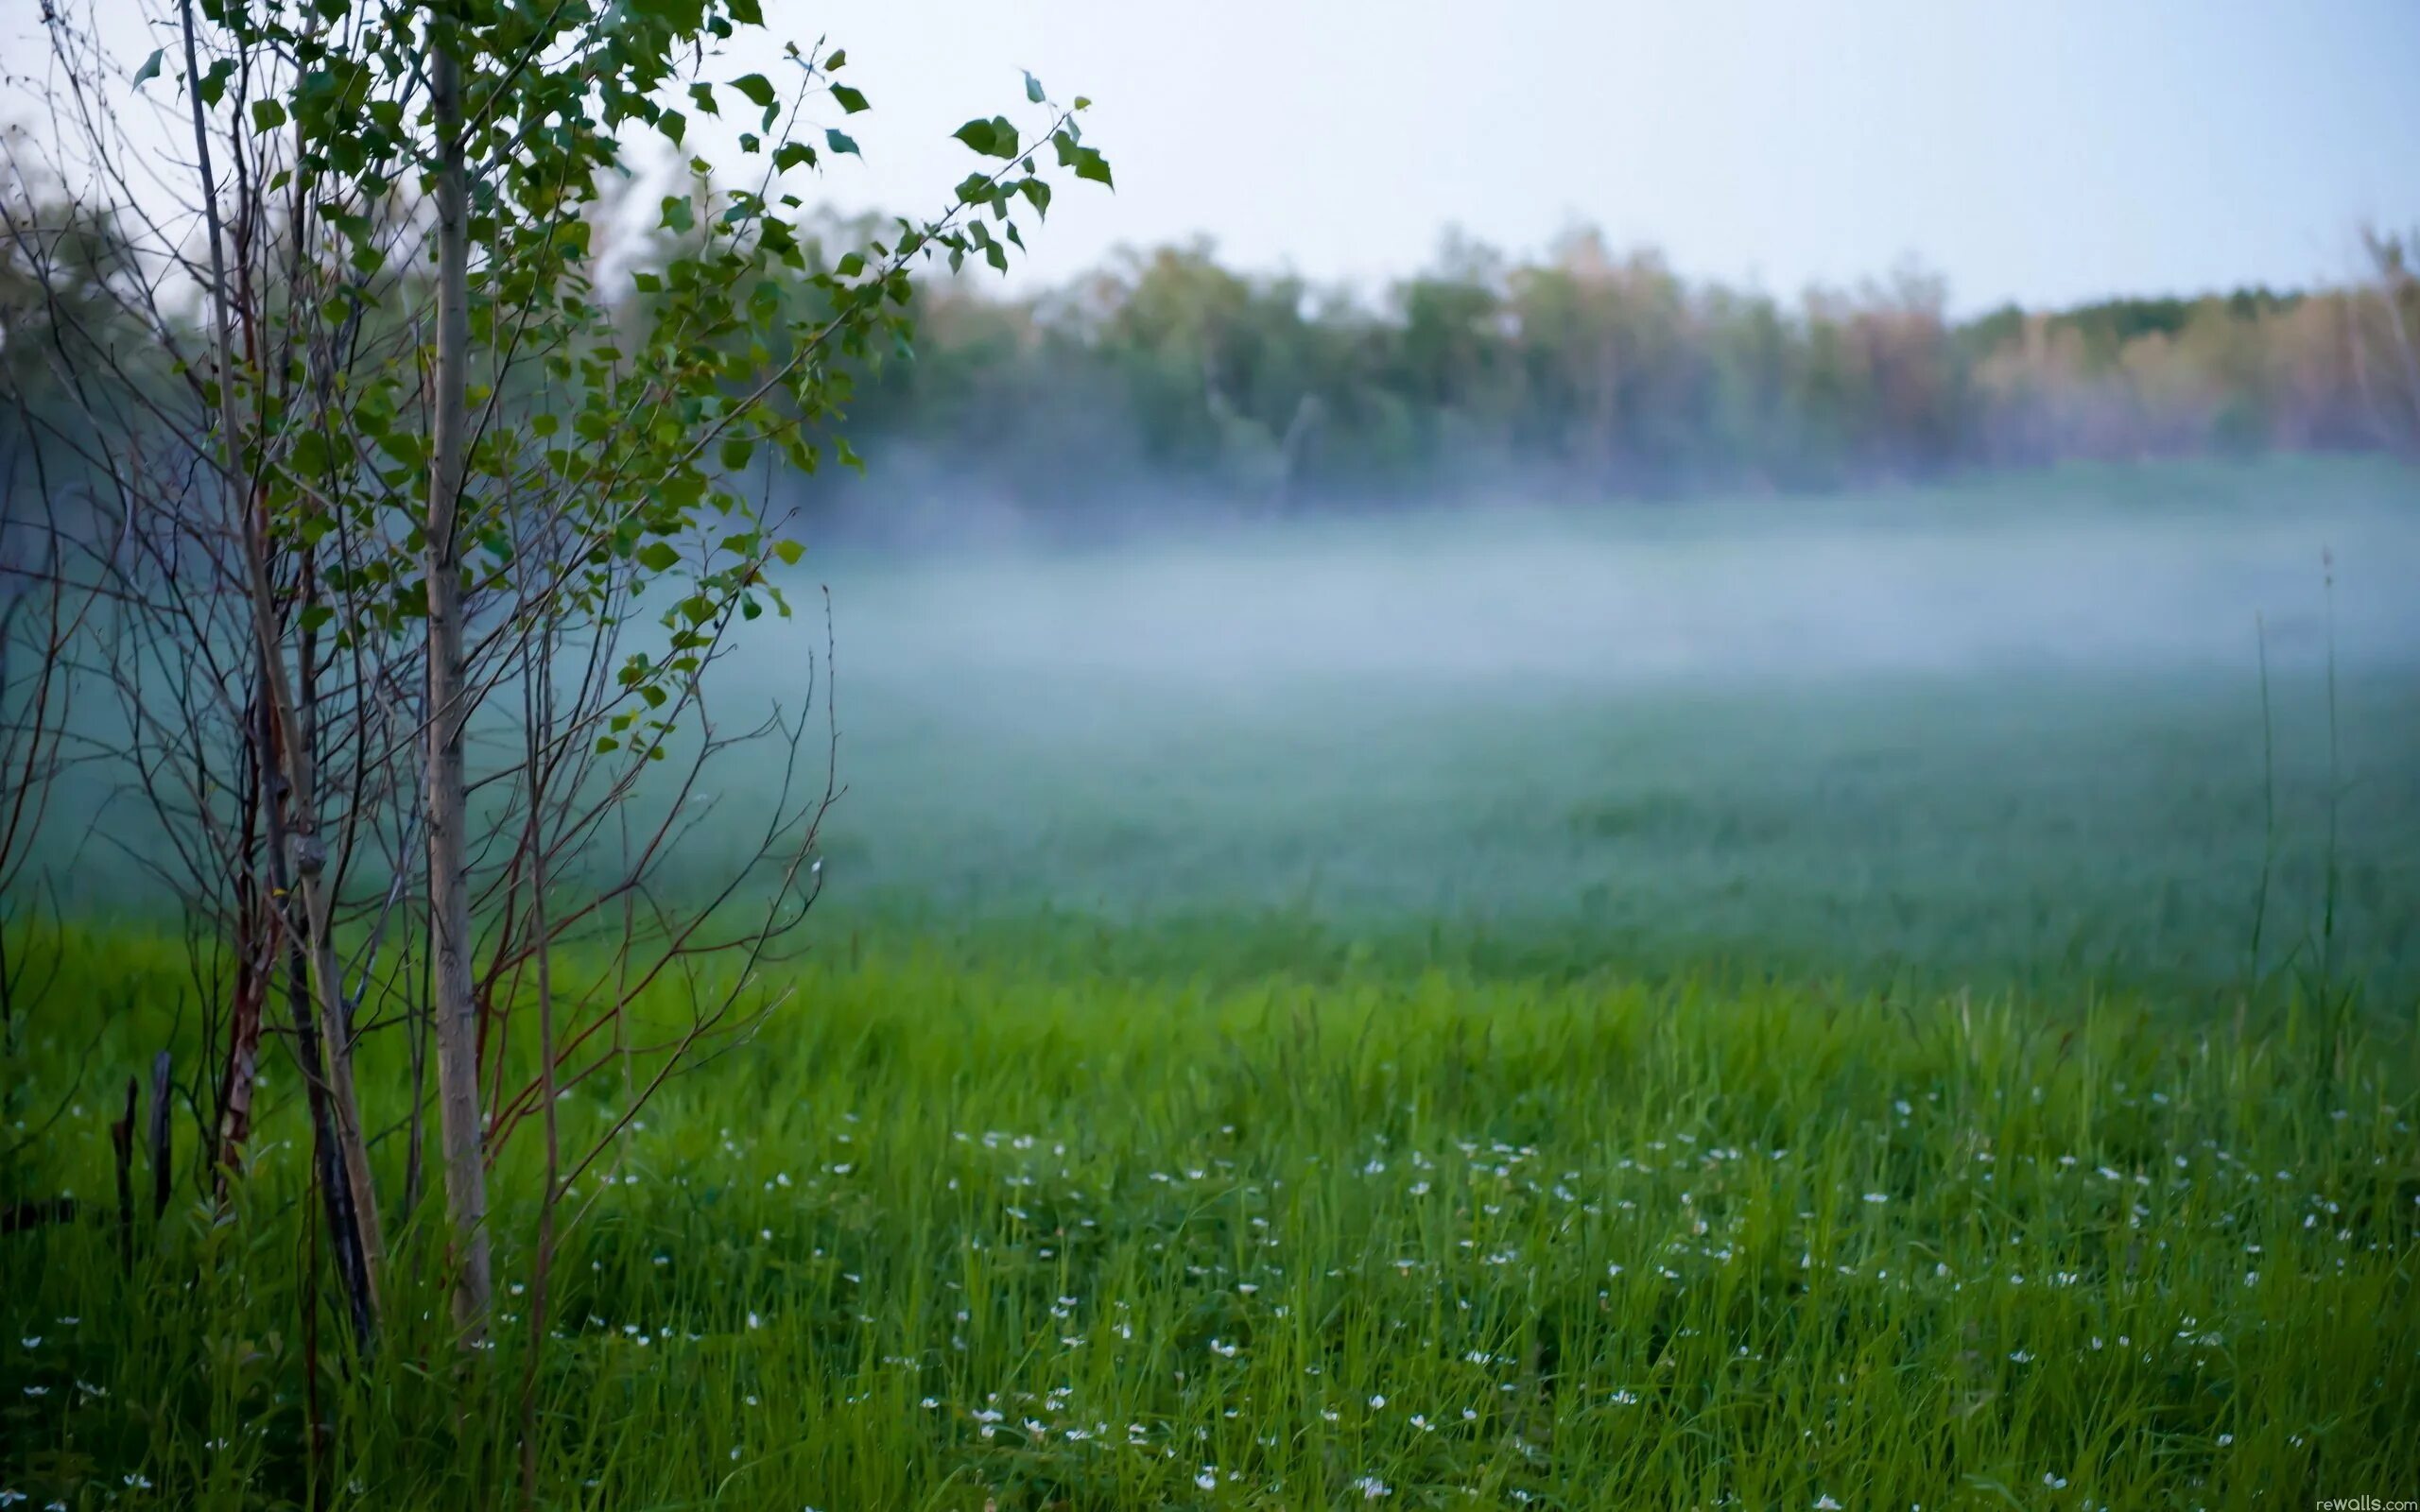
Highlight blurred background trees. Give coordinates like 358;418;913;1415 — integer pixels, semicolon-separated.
7;194;2414;540
802;221;2420;530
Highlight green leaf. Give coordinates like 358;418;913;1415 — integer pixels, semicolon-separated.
1023;69;1046;103
1016;177;1051;217
131;49;164;87
772;538;804;565
952;114;1017;159
251;98;287;133
631;0;707;26
822;48;846;69
660;196;695;232
595;737;620;754
636;541;682;572
731;73;776;110
688;82;719;115
662;471;707;510
727;0;762;24
829;81;869;113
824;128;858;156
720;435;754;471
773;141;816;172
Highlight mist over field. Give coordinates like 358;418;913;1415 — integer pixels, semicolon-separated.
32;457;2419;987
661;457;2420;992
811;466;2420;686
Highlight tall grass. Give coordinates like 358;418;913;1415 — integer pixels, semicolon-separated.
5;931;2415;1508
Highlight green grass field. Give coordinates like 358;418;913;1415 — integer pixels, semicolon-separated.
6;939;2417;1508
5;458;2418;1507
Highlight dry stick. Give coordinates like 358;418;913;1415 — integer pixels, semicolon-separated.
147;1050;172;1219
0;479;96;949
110;1075;136;1269
2243;612;2275;1041
1;1198;78;1234
283;582;387;1300
404;926;429;1223
2320;549;2345;1083
516;594;561;1507
300;1148;329;1506
264;686;376;1354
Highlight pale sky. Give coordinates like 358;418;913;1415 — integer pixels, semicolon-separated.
764;0;2420;313
26;0;2420;314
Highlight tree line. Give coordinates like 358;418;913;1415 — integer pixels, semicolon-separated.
807;224;2420;518
12;193;2417;533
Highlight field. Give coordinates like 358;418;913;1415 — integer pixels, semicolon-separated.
5;458;2420;1507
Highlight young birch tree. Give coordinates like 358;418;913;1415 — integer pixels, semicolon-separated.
12;0;1110;1353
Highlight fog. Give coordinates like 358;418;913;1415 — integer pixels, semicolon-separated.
631;465;2414;992
801;477;2420;693
38;462;2419;988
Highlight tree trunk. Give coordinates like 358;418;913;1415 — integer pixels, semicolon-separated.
281;569;387;1310
263;700;378;1351
178;0;382;1337
427;31;493;1341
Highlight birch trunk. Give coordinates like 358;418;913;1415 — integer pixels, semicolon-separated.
426;30;493;1339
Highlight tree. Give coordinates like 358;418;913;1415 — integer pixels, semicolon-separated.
10;0;1110;1391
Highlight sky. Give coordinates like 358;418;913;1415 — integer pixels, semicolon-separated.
752;0;2420;313
24;0;2420;315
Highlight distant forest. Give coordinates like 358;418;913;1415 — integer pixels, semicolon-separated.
823;224;2420;520
7;197;2418;531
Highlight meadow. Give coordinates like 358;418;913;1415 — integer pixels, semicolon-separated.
5;457;2419;1507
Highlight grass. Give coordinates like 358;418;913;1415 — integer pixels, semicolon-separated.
799;665;2420;1001
6;460;2419;1505
4;934;2418;1509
